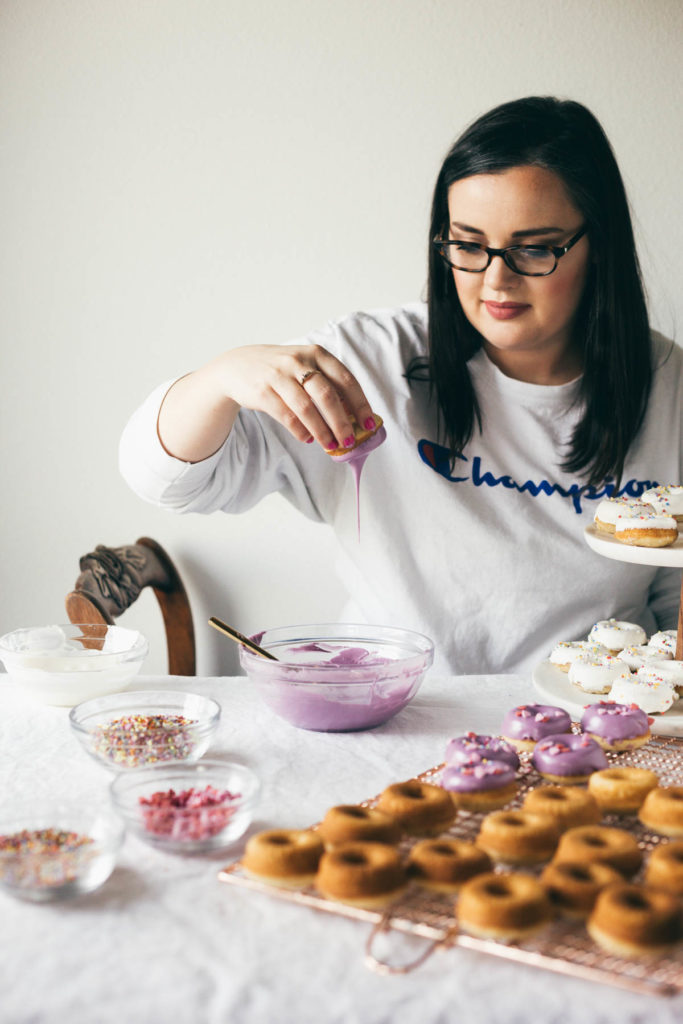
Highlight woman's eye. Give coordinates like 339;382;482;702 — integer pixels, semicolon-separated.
518;247;551;260
453;241;483;254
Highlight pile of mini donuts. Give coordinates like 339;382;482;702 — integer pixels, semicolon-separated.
593;486;683;548
550;620;682;714
240;700;683;959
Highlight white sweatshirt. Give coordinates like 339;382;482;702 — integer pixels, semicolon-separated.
119;303;683;675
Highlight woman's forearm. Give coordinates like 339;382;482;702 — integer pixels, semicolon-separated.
157;363;241;464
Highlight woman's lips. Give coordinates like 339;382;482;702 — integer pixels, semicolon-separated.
484;301;530;321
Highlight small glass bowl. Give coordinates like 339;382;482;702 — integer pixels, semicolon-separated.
69;690;221;771
0;802;124;902
110;759;260;853
0;624;148;706
239;623;434;731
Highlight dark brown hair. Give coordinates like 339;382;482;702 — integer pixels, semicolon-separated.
410;96;652;488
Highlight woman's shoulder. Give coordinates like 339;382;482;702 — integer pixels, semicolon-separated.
303;302;428;371
651;330;683;376
328;302;427;347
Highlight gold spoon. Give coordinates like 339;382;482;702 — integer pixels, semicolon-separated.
208;616;278;660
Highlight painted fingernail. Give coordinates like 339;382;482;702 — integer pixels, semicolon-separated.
363;417;376;431
343;435;355;448
305;436;314;444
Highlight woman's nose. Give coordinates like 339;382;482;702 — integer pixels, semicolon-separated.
483;254;519;290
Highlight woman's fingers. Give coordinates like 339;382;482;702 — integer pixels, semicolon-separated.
298;346;377;446
219;344;379;451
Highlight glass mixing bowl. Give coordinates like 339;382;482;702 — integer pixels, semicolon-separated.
0;624;148;706
239;623;434;732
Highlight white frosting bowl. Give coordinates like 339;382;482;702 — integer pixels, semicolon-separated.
0;624;148;706
239;623;434;732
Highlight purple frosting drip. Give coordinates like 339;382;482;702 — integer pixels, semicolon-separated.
441;758;517;793
445;732;520;770
501;704;572;742
580;701;650;741
532;732;608;777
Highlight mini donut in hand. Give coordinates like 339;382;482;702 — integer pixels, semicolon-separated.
324;415;386;461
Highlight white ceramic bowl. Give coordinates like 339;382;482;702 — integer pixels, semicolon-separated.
110;759;261;852
69;690;221;771
0;802;124;902
0;624;148;706
239;623;434;731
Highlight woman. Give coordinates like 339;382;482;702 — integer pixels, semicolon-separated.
119;96;683;674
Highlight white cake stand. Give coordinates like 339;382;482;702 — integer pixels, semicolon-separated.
532;524;683;735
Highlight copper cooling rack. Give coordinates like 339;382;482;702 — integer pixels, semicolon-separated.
219;733;683;996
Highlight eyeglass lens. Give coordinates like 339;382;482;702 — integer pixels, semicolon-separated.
445;243;557;275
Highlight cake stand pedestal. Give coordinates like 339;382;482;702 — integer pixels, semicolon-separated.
583;524;683;659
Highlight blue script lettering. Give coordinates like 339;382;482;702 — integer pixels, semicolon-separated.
417;440;656;515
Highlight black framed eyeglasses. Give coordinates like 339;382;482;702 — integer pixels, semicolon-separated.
433;225;587;277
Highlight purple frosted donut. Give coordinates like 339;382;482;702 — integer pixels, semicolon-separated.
442;759;517;793
445;732;520;771
580;701;651;751
441;758;518;810
532;733;608;781
501;704;572;750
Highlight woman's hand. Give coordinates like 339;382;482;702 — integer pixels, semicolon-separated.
157;344;378;463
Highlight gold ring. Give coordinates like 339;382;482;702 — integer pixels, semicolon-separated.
299;369;318;386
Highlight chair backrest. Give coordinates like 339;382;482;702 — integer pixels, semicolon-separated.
65;536;196;675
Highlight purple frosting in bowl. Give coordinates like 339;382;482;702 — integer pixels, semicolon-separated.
580;701;650;741
532;732;608;777
445;732;520;770
239;624;434;732
441;758;517;793
501;704;572;742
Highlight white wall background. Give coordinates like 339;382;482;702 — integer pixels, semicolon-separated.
2;0;682;675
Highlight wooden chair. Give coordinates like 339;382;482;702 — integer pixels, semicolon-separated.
65;537;196;675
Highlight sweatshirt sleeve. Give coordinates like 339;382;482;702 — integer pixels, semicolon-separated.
118;379;326;521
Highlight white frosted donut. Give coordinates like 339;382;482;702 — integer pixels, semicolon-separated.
617;644;671;672
648;630;677;657
615;511;678;548
593;498;653;534
609;671;677;714
638;661;683;694
568;656;632;695
641;485;683;521
588;620;647;654
550;641;610;671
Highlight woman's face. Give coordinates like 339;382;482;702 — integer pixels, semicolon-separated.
446;165;590;383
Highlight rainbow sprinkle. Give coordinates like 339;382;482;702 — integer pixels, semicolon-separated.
91;714;198;768
0;829;94;888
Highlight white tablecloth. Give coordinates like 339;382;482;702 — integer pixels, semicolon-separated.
2;673;683;1024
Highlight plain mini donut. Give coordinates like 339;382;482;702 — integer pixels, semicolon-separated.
456;871;553;942
242;828;324;888
476;809;560;865
588;767;658;815
315;840;407;909
407;838;491;893
376;780;456;836
540;859;623;919
523;785;601;830
317;804;401;849
639;787;683;838
553;825;642;878
587;882;681;957
645;841;683;895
